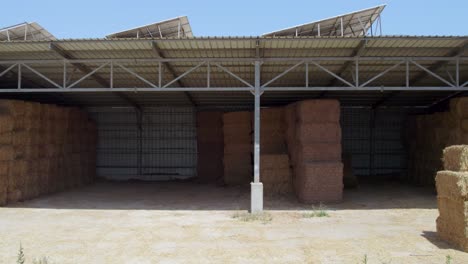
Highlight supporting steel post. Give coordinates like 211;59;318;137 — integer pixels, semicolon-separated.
251;60;263;213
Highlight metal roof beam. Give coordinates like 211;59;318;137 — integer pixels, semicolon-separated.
49;43;142;110
397;41;468;110
151;41;197;106
411;40;468;85
317;38;368;98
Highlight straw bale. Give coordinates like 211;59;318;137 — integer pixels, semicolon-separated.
223;111;251;125
0;132;13;145
295;123;341;143
437;216;468;252
0;161;9;177
261;168;292;183
224;143;251;154
443;145;468;172
0;187;6;206
0;100;26;116
450;97;468;118
259;107;284;124
437;197;468;221
436;171;468;200
295;99;340;123
0;146;14;161
260;154;290;169
295;162;344;187
0;115;14;133
264;181;294;195
291;142;341;164
12;130;34;146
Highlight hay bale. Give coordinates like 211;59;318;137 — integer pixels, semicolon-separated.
450;97;468;118
295;123;341;143
0;100;26;116
443;145;468;172
260;154;290;169
436;171;468;200
0;132;13;145
293;162;343;203
295;99;340;123
437;216;468;252
291;142;342;164
223;111;251;125
0;115;13;133
0;146;14;161
224;143;251;154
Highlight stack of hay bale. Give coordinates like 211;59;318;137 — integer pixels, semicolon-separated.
0;110;14;205
222;111;252;185
406;97;468;186
285;99;343;203
196;111;224;183
0;100;97;206
258;107;293;195
436;145;468;252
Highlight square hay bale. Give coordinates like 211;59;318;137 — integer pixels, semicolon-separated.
0;132;13;145
261;139;287;154
224;143;251;154
260;154;290;170
0;146;14;161
450;97;468;118
223;111;251;125
437;216;468;252
436;171;468;200
437;197;468;221
292;142;342;164
0;115;13;133
261;168;292;183
295;99;340;123
223;133;251;144
0;100;26;116
443;145;468;172
0;161;9;177
264;181;294;195
0;186;6;206
295;123;341;143
295;162;344;187
12;130;34;146
258;107;285;125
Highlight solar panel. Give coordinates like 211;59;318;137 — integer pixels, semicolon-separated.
262;5;385;37
0;22;56;41
106;16;193;39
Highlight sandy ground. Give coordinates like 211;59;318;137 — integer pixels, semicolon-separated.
0;181;467;264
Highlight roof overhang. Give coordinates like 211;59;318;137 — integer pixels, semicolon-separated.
0;36;467;109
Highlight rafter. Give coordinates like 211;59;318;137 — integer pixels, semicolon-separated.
49;43;142;110
151;41;197;106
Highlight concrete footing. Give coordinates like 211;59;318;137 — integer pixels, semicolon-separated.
250;182;263;213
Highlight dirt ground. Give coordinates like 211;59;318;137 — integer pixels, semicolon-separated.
0;181;467;264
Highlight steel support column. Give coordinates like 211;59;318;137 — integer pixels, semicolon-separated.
251;60;263;213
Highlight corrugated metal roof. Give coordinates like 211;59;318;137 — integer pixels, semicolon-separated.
0;36;467;108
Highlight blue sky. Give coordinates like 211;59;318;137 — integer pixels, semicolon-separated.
1;0;467;38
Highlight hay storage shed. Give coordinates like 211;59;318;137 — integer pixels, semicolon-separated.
1;12;468;212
